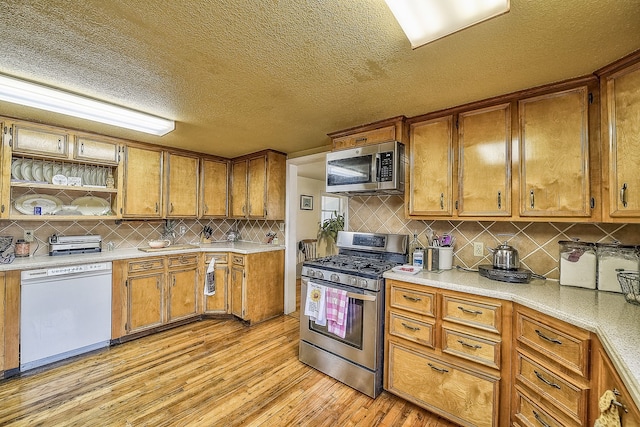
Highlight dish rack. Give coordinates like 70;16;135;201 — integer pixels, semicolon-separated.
617;271;640;305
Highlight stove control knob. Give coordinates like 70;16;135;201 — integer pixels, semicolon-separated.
358;278;368;288
349;277;357;286
330;274;340;283
307;269;315;277
315;271;324;280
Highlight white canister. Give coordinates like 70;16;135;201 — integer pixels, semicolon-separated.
438;247;454;270
596;243;639;293
559;241;597;289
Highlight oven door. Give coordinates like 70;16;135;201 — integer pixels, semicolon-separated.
300;277;383;370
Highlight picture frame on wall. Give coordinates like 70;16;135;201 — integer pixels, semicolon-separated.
300;195;313;210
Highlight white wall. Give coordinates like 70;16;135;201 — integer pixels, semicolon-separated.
296;176;323;241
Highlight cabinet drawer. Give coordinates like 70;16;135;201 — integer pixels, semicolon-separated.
13;124;69;158
389;312;434;348
516;311;590;377
128;258;164;273
388;342;498;427
205;253;228;264
332;125;396;150
514;388;580;427
389;285;435;317
168;254;198;268
442;295;501;334
516;351;586;424
74;136;119;164
442;326;501;369
232;255;245;266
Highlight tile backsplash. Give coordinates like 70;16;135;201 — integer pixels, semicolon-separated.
348;195;640;280
0;218;284;257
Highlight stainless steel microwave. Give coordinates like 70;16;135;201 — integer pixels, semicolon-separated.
326;141;405;195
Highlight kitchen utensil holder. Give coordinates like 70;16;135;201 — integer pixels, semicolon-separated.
617;271;640;305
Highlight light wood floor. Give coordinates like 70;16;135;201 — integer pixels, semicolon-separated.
0;314;457;426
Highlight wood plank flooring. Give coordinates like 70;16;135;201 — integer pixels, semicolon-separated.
0;314;457;426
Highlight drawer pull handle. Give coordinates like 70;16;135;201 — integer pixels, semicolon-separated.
457;339;481;350
457;306;482;315
402;295;422;302
534;329;562;345
401;323;420;332
534;370;561;389
427;363;448;374
532;410;551;427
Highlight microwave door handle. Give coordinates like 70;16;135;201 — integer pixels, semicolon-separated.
375;154;381;182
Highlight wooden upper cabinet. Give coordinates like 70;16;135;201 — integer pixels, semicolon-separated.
518;86;591;217
12;123;69;158
230;159;248;218
231;150;286;220
200;158;228;218
408;115;454;216
74;135;119;165
329;116;405;151
603;60;640;218
122;145;163;218
165;152;198;217
458;103;511;217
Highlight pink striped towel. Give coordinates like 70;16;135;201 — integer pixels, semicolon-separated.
326;288;349;338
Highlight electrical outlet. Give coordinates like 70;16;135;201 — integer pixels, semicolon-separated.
179;226;186;235
279;223;285;232
473;242;484;257
24;230;35;242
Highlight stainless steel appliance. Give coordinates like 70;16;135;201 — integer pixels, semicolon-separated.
49;234;102;256
299;231;408;398
325;141;405;195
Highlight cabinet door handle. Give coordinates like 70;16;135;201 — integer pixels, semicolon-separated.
534;329;562;345
58;139;62;152
497;191;502;210
402;295;421;302
457;339;482;350
80;142;84;154
530;189;535;209
534;370;561;389
427;363;448;374
156;279;160;290
155;202;159;213
440;193;444;210
401;323;420;332
204;204;208;213
457;306;482;315
620;183;628;208
170;203;174;213
532;410;551;427
172;276;176;287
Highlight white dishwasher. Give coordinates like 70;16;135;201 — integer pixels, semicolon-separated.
20;262;112;371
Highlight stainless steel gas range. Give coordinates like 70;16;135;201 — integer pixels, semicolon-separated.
299;231;408;398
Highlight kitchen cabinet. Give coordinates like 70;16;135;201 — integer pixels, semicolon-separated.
229;250;284;324
590;337;640;426
11;122;70;159
600;55;640;220
518;86;592;217
328;116;406;151
230;150;286;220
73;134;120;165
512;304;591;426
122;145;163;218
457;103;511;217
200;158;228;218
384;280;510;426
114;255;199;337
203;253;229;314
407;115;454;216
1;271;19;377
165;152;199;217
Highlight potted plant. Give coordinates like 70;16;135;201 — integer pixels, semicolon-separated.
317;212;345;255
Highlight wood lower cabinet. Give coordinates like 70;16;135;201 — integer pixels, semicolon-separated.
229;250;284;324
114;255;199;337
513;304;591;426
385;280;510;427
203;252;229;314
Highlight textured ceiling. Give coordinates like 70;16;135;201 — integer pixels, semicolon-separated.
0;0;639;158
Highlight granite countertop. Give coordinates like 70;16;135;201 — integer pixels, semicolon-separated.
383;268;640;409
0;241;284;271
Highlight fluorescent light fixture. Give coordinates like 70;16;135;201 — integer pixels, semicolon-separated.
0;74;175;136
385;0;510;49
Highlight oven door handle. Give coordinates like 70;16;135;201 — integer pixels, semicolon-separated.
347;292;376;302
